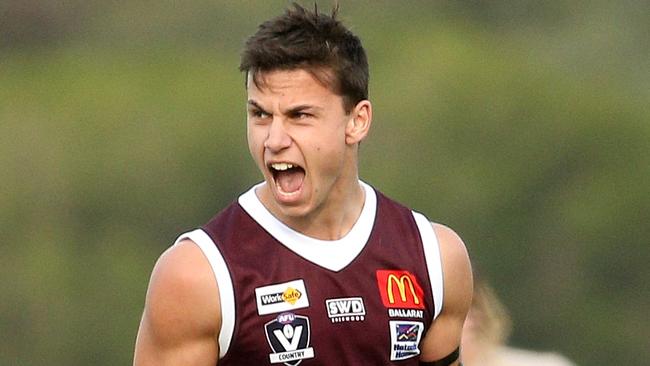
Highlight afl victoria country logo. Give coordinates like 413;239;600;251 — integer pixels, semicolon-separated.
265;313;315;366
376;270;425;309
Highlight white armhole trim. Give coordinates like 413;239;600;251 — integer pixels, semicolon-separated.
412;212;444;320
174;229;235;359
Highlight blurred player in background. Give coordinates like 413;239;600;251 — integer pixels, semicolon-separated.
462;274;575;366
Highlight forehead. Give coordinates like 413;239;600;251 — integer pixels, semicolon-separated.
247;68;339;102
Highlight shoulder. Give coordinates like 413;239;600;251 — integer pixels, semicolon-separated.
134;240;221;364
432;223;472;309
432;223;469;259
143;240;221;342
418;222;473;361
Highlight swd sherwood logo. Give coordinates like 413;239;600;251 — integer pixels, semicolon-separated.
265;313;314;365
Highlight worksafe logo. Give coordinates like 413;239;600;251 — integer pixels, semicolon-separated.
389;321;424;361
281;287;302;305
325;297;366;323
256;279;309;315
376;270;425;310
265;313;315;366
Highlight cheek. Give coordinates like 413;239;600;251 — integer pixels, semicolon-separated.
308;140;346;173
247;130;265;161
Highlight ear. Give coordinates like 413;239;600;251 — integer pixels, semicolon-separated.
345;100;372;145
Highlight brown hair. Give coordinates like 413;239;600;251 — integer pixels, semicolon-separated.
239;3;369;112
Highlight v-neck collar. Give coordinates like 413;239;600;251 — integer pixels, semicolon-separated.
237;181;377;272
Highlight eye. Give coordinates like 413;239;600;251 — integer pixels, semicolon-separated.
249;109;271;119
291;111;312;120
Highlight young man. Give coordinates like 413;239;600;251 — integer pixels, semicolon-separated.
134;4;472;366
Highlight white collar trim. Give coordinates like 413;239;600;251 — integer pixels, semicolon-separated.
237;181;377;272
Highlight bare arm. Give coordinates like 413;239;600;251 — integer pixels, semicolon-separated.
134;240;221;365
419;223;473;365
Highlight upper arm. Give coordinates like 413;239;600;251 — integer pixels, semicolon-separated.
134;240;221;366
419;223;473;364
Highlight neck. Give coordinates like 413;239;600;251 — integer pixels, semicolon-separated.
259;177;366;241
295;179;366;240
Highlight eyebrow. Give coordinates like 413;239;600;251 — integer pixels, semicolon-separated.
285;104;321;115
247;100;268;113
247;100;322;115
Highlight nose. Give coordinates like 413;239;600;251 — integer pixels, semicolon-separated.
264;119;292;152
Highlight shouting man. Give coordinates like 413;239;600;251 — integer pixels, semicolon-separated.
134;4;472;366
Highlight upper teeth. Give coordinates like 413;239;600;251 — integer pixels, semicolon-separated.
271;163;294;171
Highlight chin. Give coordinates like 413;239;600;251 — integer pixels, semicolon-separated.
276;199;316;220
275;199;308;214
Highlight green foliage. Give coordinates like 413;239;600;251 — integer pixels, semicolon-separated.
1;1;648;365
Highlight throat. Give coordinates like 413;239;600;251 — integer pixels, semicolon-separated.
283;183;366;240
275;168;305;194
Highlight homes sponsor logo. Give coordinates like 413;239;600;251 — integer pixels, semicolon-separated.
389;320;424;361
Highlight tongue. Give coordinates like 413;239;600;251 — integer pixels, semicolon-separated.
276;169;305;193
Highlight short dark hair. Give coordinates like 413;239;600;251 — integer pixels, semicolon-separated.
239;3;369;112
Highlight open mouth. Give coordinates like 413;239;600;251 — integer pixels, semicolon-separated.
269;162;306;196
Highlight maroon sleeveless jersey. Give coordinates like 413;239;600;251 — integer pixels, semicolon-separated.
174;182;444;365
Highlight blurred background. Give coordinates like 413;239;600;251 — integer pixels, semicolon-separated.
1;0;649;364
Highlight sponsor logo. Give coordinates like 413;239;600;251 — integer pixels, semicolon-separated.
325;297;366;323
256;279;309;315
265;313;315;366
389;321;424;361
376;270;425;310
260;287;302;306
388;308;424;318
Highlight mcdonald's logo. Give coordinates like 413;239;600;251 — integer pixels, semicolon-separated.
376;270;425;310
